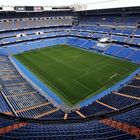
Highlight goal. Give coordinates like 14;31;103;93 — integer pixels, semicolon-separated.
109;73;118;81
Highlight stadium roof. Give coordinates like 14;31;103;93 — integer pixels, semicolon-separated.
0;0;139;7
0;0;140;11
0;0;92;6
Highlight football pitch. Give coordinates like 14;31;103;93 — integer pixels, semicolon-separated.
14;45;139;106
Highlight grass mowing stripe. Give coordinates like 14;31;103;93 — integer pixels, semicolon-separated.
73;79;93;92
16;55;74;105
14;45;139;106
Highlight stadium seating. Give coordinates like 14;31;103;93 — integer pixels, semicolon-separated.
0;105;139;139
0;56;65;120
111;35;127;43
0;17;72;31
112;107;140;128
1;54;140;121
0;9;140;140
104;45;140;63
81;40;96;49
134;28;140;36
0;92;12;114
104;45;122;55
79;15;140;26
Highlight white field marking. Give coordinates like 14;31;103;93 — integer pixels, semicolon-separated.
99;64;132;83
89;62;111;72
45;56;80;77
40;50;76;66
48;52;74;62
75;79;117;105
86;72;122;100
60;55;84;65
73;79;93;92
54;49;83;61
110;63;129;71
36;55;56;66
49;47;69;54
54;47;101;64
92;69;112;84
85;59;111;71
93;63;115;80
97;72;116;83
75;68;96;81
75;60;118;85
75;68;97;81
33;49;96;101
36;47;129;96
75;59;111;81
110;73;118;79
32;67;67;99
41;47;110;75
107;64;130;77
54;55;77;64
41;50;57;55
88;60;111;68
41;47;63;55
94;61;130;82
49;54;88;74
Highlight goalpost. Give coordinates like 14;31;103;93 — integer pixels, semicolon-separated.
109;73;118;81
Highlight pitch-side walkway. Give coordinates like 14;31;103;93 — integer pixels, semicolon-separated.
75;110;86;118
6;91;36;98
96;100;119;111
16;102;51;114
64;113;68;120
135;76;140;80
113;92;140;100
128;84;140;89
34;108;60;119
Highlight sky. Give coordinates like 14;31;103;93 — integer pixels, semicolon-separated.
0;0;95;6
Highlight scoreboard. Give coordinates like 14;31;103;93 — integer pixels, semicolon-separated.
14;6;43;12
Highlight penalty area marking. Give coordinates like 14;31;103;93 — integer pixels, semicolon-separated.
73;79;92;92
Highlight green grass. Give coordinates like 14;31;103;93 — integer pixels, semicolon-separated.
14;45;139;106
